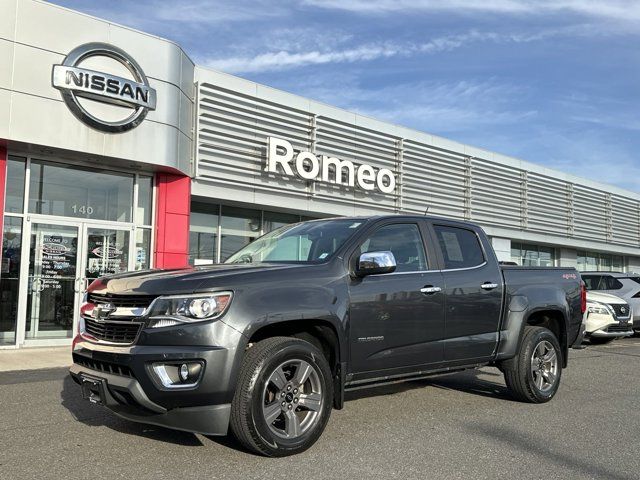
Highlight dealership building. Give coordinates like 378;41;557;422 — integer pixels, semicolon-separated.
1;0;639;348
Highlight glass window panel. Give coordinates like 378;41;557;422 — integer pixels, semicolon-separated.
539;247;554;267
5;156;26;214
434;225;484;269
85;228;130;280
263;211;300;233
226;219;362;264
135;228;151;270
577;252;587;271
189;203;219;264
599;255;612;271
220;206;261;262
0;217;22;344
612;256;623;272
136;176;153;225
25;223;78;340
360;223;427;272
28;160;133;222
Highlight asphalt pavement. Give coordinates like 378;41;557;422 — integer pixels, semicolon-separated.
1;338;639;480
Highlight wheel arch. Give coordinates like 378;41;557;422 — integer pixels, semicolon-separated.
525;309;568;368
496;303;569;368
243;319;345;409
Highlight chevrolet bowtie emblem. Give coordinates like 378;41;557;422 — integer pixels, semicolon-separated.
92;303;117;319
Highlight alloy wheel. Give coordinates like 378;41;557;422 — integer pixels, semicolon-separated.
261;359;323;439
530;340;559;393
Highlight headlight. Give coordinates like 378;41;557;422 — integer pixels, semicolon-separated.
146;292;232;328
586;301;612;315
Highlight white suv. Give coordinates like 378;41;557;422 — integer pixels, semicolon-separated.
584;291;634;344
581;272;640;333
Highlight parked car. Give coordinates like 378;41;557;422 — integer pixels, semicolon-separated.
584;291;634;344
581;272;640;333
70;215;585;456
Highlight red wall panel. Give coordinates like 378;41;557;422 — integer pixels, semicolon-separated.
154;173;190;269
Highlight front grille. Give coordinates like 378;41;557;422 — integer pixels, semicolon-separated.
83;317;142;344
72;353;133;377
607;324;633;333
88;293;156;309
609;303;631;319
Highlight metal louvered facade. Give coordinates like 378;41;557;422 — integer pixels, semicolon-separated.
192;67;640;266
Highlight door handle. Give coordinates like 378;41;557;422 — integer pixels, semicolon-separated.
481;282;499;290
420;286;442;294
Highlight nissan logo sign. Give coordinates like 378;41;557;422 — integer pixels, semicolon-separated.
52;42;157;133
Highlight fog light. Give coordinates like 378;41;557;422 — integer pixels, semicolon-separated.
151;362;203;389
179;364;189;382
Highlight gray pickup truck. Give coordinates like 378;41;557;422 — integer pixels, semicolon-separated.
70;215;585;456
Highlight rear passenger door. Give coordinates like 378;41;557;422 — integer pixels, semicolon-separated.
429;223;504;364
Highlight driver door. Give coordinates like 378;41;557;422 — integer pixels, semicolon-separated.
348;221;445;375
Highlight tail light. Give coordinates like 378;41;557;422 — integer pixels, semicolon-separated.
580;282;587;314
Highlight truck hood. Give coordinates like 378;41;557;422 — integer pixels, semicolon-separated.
89;263;316;296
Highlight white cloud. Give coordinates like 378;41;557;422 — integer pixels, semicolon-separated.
203;43;402;73
199;26;604;73
301;0;640;24
276;72;537;132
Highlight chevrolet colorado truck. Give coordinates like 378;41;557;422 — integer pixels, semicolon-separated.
70;215;585;456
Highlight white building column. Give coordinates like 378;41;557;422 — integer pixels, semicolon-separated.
559;248;577;268
491;237;511;263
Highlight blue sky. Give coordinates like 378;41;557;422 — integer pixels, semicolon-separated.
50;0;640;193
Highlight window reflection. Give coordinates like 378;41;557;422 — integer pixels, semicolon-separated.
0;217;22;344
220;206;262;262
135;228;151;270
28;160;134;222
5;157;26;214
137;176;153;225
511;242;556;267
188;203;319;264
189;203;219;264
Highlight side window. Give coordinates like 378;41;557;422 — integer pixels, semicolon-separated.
433;225;485;269
582;275;601;290
359;223;427;273
604;276;623;290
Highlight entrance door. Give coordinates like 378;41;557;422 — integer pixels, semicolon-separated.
82;225;131;286
24;221;81;340
21;221;133;343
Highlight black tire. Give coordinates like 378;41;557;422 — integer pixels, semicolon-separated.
502;326;562;403
589;336;615;345
230;336;333;457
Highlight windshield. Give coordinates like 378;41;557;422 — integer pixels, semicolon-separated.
225;219;364;264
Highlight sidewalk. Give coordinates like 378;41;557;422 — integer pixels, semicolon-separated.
0;346;71;372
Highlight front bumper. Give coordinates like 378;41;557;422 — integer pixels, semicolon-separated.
585;311;633;338
69;319;246;435
588;328;634;338
70;364;231;435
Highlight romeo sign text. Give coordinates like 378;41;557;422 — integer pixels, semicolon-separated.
266;137;396;194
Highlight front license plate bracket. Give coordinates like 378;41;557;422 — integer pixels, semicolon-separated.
80;376;106;405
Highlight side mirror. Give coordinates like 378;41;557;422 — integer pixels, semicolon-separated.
355;251;396;277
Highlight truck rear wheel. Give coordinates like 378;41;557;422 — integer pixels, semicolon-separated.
230;337;333;456
503;326;562;403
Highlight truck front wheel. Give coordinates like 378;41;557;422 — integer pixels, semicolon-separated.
502;326;562;403
230;337;333;456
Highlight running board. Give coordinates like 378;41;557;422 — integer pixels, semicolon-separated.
344;363;487;392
